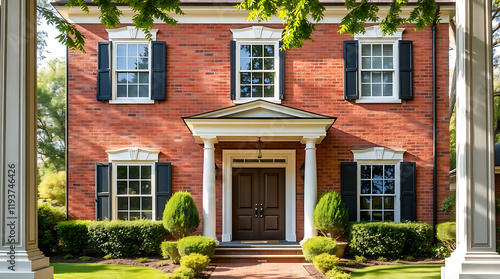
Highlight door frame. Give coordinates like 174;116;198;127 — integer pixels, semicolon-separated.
222;150;297;242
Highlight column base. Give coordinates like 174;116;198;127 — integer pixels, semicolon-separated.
442;249;500;278
0;248;53;278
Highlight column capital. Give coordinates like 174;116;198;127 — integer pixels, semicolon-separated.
201;136;218;145
300;136;320;145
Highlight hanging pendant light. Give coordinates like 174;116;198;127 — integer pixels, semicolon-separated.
257;137;263;159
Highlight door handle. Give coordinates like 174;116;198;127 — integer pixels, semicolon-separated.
255;204;258;218
260;203;263;218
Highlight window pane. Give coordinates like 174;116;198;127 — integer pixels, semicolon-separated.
361;180;371;194
252;45;263;57
372;72;382;83
118;212;128;220
361;84;371;96
252;58;263;70
240;45;251;57
383;84;393;97
118;197;128;210
264;58;274;70
117;44;127;56
252;85;263;97
362;45;371;56
252;73;263;84
142;197;153;210
240;58;251;70
139;85;148;97
372;44;382;56
117;85;127;97
128;44;137;57
141;181;151;195
383;57;393;69
264;45;274;57
117;58;127;70
128;58;138;70
383;72;393;83
384;180;395;194
362;57;371;69
130;197;140;210
384;197;394;209
361;165;371;179
117;73;127;84
138;58;149;70
264;73;274;84
128;72;138;83
360;196;371;209
372;211;383;221
384;211;394;221
128;85;138;97
360;211;370;221
241;73;251;84
129;181;139;194
240;86;251;97
372;84;382;96
141;166;151;179
383;44;393;56
264;86;274;97
372;165;383;179
130;212;140;220
139;72;149;83
372;196;382;209
129;166;139;179
372;57;382;69
361;72;370;83
138;44;148;57
372;180;383;194
117;166;127;179
117;181;127;194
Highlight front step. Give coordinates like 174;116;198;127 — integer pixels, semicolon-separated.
212;244;306;263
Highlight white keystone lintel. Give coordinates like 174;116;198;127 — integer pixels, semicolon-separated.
106;148;160;161
106;26;158;41
231;26;283;40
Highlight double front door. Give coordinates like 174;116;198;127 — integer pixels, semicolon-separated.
232;168;285;240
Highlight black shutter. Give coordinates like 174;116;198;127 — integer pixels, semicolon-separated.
97;42;112;101
343;40;359;100
400;162;417;221
341;162;358;221
151;41;167;100
279;41;285;100
96;163;111;220
156;162;172;220
230;40;236;100
399;40;413;100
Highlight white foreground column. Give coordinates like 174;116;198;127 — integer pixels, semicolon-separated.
202;137;218;242
302;138;318;243
442;0;500;277
0;0;54;278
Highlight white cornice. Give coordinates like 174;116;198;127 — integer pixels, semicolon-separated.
352;147;405;161
106;148;160;161
231;26;283;39
354;26;404;39
107;26;158;40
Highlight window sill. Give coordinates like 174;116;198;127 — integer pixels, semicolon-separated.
109;99;155;105
355;98;402;104
233;98;281;105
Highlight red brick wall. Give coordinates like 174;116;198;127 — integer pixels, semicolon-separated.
67;23;450;239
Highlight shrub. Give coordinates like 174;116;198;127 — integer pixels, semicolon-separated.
424;258;433;262
313;253;339;274
401;222;433;257
163;192;200;239
168;266;196;279
441;193;456;214
436;222;456;252
180;253;210;274
162;241;181;264
88;219;167;257
432;243;451;259
377;256;388;262
355;255;367;263
103;254;115;260
62;254;74;259
157;261;168;267
325;267;350;279
57;220;92;255
393;259;402;263
405;255;415;261
79;256;92;261
136;257;148;263
177;236;216;257
302;236;338;262
38;202;65;255
38;170;66;206
345;261;355;267
313;191;349;239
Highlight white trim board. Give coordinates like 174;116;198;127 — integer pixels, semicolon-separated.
222;149;297;242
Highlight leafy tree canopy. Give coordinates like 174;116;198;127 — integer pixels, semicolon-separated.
41;0;439;51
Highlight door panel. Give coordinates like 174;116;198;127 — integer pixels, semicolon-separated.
232;168;285;240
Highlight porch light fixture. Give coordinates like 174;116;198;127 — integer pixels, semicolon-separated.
215;163;218;179
300;162;305;180
257;137;263;159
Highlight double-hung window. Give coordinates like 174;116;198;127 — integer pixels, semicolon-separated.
360;43;395;99
115;43;150;100
116;164;154;220
359;164;396;221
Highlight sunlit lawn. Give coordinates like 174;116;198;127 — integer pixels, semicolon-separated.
350;264;443;279
51;263;167;279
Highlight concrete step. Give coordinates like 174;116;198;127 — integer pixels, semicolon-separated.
212;245;306;263
211;254;307;263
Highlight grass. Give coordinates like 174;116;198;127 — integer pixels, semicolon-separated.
51;263;167;279
351;264;443;279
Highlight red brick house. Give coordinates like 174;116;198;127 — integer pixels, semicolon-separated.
54;1;454;243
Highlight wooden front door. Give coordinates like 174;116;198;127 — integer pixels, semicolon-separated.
232;168;285;240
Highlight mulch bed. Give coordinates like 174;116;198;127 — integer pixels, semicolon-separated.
50;254;215;279
303;256;445;279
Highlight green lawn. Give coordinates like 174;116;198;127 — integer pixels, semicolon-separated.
351;264;443;279
51;263;167;279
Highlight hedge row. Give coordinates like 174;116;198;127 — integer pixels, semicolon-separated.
349;221;433;257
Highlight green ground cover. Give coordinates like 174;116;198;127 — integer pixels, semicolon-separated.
51;263;167;279
351;264;443;279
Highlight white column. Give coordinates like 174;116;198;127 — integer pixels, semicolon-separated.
202;137;218;242
442;0;500;277
302;138;318;243
0;0;54;278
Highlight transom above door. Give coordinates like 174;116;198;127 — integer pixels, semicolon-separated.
232;168;285;240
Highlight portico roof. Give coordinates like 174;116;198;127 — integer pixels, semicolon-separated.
182;100;336;144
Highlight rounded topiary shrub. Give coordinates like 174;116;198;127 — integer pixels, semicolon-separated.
302;236;338;262
180;253;210;274
163;192;200;239
313;253;339;274
177;236;216;257
161;241;181;264
313;191;349;239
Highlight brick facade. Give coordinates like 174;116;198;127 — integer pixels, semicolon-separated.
67;23;450;239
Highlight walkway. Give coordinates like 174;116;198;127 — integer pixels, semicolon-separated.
210;263;312;278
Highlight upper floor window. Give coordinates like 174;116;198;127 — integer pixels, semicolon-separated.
231;26;285;104
360;43;395;99
115;43;150;100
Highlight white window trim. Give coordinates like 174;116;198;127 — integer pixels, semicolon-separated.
107;27;158;105
106;148;160;220
354;26;404;104
231;26;284;104
352;147;405;222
